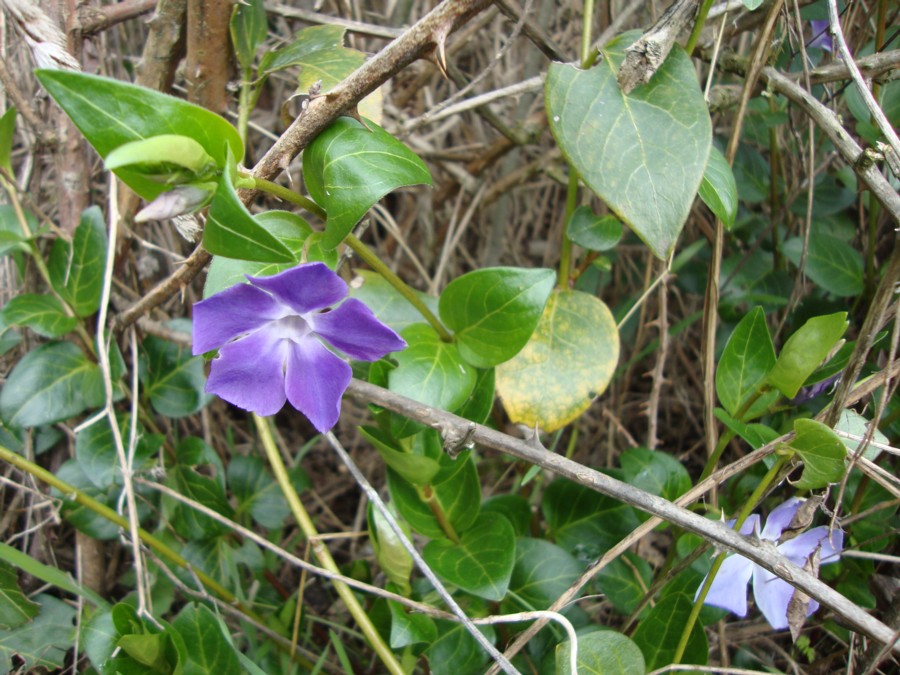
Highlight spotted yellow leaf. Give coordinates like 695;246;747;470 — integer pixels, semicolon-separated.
496;290;618;431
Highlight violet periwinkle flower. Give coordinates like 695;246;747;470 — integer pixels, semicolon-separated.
808;19;834;52
700;497;843;630
192;262;406;432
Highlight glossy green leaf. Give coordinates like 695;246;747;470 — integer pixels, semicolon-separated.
360;425;441;485
230;0;267;69
496;289;619;432
104;134;216;179
790;418;847;489
388;323;476;425
714;408;780;449
76;415;160;489
423;512;515;601
508;538;581;609
782;233;864;297
556;630;645;675
82;608;117;669
48;206;107;317
595;553;653;615
699;145;738;228
620;447;690;502
482;494;532;537
387;454;481;539
0;294;77;338
54;460;121;539
388;600;436;649
259;24;345;74
171;604;241;675
228;454;306;529
36;70;242;200
203;151;296;262
349;269;439;333
566;206;624;251
835;409;889;462
454;367;496;426
424;621;493;675
716;307;776;416
0;595;76;672
303;117;432;249
0;107;15;176
0;204;31;258
631;593;708;669
0;560;39;629
369;506;414;595
546;32;711;259
542;479;640;558
439;267;555;368
0;341;104;428
169;466;234;539
767;312;848;399
139;328;210;418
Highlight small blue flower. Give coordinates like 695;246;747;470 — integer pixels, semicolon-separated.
192;262;406;432
808;19;833;52
700;498;843;630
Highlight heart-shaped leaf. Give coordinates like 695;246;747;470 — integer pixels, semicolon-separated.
716;306;776;416
423;513;515;601
439;267;555;368
36;70;242;200
349;269;440;334
303;117;432;249
699;145;738;228
509;538;581;609
790;418;847;489
546;32;712;259
782;233;864;297
139;329;210;418
566;206;623;251
496;290;619;431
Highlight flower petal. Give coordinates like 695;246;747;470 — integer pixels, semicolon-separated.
284;337;352;433
731;514;761;537
701;553;754;616
778;527;843;565
205;329;289;416
193;282;284;354
249;262;347;315
310;298;407;361
761;497;805;540
752;565;796;630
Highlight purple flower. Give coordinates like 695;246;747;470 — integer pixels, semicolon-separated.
192;262;406;432
700;498;843;630
808;19;833;52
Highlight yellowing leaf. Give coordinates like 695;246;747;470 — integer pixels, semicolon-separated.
496;290;618;431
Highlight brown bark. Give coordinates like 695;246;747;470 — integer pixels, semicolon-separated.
185;0;232;113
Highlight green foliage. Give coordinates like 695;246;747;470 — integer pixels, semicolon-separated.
0;595;76;672
631;593;708;669
557;630;645;674
48;206;107;317
767;312;848;399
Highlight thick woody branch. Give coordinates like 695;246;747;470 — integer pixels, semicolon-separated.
345;377;900;653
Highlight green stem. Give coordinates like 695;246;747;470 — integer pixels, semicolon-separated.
244;174;328;220
237;68;254;150
558;170;579;288
685;0;716;56
672;453;791;664
345;234;454;341
422;484;460;543
253;415;405;675
580;0;595;68
0;444;240;609
698;388;766;481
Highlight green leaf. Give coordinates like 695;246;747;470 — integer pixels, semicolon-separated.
387;453;481;539
699;145;738;228
259;24;345;74
0;107;15;176
360;425;441;485
566;206;624;251
790;419;847;489
835;409;889;462
76;415;160;489
556;630;645;675
546;33;712;259
171;604;241;675
228;454;306;529
0;341;104;428
620;447;690;501
482;494;532;536
0;294;77;338
0;560;39;629
595;553;653;615
104;134;216;179
714;408;780;449
139;329;210;418
716;307;776;416
508;538;581;609
782;234;864;297
204;150;296;262
54;460;121;539
83;609;117;670
542;479;640;558
631;593;708;669
0;204;32;258
423;512;516;601
303;117;432;249
388;323;477;430
767;312;848;399
0;543;107;610
496;289;619;432
388;600;436;649
169;466;234;539
36;70;242;200
369;506;414;595
424;621;493;675
454;367;496;426
439;267;555;368
230;0;267;69
48;206;107;317
349;269;440;333
0;595;76;672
